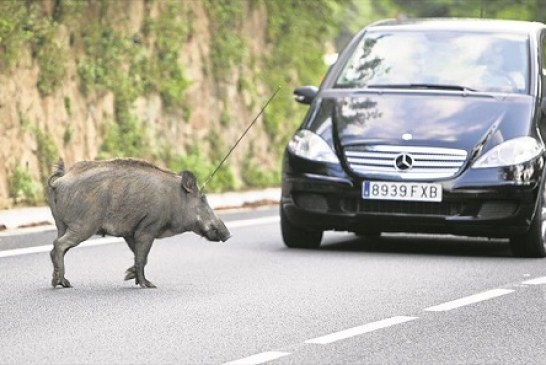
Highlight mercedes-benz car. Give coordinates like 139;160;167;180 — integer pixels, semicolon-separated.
281;18;546;257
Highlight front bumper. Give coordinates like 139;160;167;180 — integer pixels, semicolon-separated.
281;154;542;238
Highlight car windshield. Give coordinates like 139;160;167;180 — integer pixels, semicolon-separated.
335;30;530;94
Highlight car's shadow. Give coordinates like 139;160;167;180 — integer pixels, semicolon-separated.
318;233;515;258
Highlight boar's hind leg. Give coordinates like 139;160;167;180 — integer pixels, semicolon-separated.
50;229;92;288
134;234;156;289
123;237;137;282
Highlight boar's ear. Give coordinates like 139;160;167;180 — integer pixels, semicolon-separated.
179;170;198;193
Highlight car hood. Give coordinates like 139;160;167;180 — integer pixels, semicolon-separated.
312;91;535;156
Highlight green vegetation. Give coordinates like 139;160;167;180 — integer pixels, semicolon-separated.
76;24;142;98
17;113;60;202
373;0;546;19
261;1;348;146
63;96;72;116
62;123;73;146
203;0;245;83
242;158;280;189
166;142;237;193
71;1;195;159
33;126;59;194
0;1;67;95
144;1;192;110
8;164;42;205
97;116;149;160
30;5;68;97
0;2;33;71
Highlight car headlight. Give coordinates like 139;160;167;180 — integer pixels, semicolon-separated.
288;130;339;163
472;137;544;168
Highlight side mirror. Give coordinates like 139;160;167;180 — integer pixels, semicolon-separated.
293;86;318;105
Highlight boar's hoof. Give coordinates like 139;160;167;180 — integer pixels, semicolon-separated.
135;278;157;289
51;276;71;288
137;278;157;289
124;266;136;281
125;267;156;288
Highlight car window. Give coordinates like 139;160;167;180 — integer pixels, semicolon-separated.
336;30;530;94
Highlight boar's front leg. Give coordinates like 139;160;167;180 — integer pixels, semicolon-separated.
133;233;156;289
123;236;151;285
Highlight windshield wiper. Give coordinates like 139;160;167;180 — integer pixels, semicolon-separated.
367;83;478;92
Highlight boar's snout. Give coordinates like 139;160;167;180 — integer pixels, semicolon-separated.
205;221;231;242
204;220;231;242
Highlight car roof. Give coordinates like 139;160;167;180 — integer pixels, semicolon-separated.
366;18;546;35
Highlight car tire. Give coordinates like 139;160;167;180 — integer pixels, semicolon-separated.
280;206;323;249
509;181;546;258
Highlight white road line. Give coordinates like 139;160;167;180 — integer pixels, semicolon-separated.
222;351;291;365
0;216;279;259
522;276;546;285
424;288;514;312
0;225;56;237
0;237;124;258
305;316;418;345
0;245;51;258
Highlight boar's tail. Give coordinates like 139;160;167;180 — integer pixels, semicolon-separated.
47;158;65;189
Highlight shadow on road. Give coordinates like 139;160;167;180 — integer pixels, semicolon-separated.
319;233;515;258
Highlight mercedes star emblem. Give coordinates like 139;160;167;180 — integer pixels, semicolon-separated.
394;153;414;171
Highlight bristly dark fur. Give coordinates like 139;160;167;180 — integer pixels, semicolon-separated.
70;158;177;177
106;158;176;175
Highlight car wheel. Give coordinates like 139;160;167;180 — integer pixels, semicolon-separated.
280;206;323;249
510;181;546;258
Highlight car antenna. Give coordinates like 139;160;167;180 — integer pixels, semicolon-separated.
200;86;281;192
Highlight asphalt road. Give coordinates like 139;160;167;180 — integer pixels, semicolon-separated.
2;207;546;364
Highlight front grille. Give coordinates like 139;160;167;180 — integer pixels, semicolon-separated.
344;145;467;180
358;200;464;216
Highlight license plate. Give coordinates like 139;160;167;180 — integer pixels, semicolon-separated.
362;181;442;202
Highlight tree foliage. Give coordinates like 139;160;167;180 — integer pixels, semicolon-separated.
376;0;546;21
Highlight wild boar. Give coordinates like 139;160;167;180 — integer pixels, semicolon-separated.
47;158;230;289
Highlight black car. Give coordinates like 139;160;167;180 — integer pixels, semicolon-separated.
281;18;546;257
